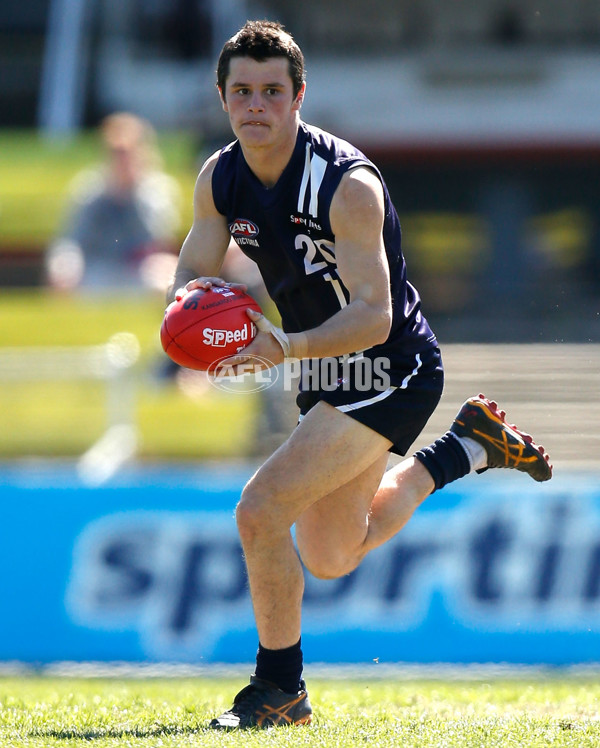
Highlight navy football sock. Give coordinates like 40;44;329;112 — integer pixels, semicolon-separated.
254;638;303;694
414;431;471;492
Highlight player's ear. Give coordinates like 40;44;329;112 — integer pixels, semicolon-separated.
218;86;228;112
293;82;306;111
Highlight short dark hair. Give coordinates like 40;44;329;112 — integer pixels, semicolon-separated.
217;20;305;99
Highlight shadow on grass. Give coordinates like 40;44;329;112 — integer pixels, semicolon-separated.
32;723;206;740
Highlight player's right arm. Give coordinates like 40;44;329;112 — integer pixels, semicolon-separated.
167;152;242;303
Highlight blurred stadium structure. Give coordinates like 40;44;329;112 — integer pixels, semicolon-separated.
3;0;600;136
2;0;599;331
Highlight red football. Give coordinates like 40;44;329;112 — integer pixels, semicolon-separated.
160;287;262;370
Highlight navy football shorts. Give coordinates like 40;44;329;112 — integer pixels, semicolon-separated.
296;346;444;456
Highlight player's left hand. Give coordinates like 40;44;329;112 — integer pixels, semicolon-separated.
213;309;286;374
174;277;247;301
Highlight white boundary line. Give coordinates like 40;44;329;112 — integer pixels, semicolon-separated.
3;661;600;680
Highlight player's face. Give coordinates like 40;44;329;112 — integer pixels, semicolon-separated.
221;56;304;151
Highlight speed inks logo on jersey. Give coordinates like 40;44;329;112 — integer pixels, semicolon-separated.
229;218;259;247
290;214;322;232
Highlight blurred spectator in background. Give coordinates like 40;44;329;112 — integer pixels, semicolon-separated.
46;112;181;293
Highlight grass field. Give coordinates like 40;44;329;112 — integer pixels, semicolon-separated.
1;674;599;747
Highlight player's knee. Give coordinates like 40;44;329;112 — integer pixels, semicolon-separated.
235;481;287;542
235;490;263;542
300;547;360;581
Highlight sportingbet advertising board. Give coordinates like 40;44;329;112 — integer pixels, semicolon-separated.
1;465;598;665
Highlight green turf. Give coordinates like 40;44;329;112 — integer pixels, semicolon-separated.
0;675;599;747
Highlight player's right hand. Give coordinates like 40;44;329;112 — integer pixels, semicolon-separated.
174;277;248;301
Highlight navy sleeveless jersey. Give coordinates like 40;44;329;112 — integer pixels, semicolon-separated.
212;121;437;359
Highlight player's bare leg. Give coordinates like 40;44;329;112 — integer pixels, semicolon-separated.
210;403;401;728
236;401;396;650
296;453;435;578
239;393;552;646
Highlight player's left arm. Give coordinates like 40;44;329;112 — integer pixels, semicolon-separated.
287;165;392;359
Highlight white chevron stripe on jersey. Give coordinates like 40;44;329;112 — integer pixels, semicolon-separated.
296;145;328;217
297;143;311;213
308;153;328;217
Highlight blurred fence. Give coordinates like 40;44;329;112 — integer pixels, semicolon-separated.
253;342;599;470
0;333;140;482
0;338;596;467
410;343;600;470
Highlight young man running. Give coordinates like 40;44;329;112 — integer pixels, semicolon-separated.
168;20;552;729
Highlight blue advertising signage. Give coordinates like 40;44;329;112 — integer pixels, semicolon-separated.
1;464;599;665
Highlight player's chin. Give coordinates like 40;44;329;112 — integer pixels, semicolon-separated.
238;124;271;141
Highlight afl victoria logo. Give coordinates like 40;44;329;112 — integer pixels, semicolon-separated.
229;218;259;238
